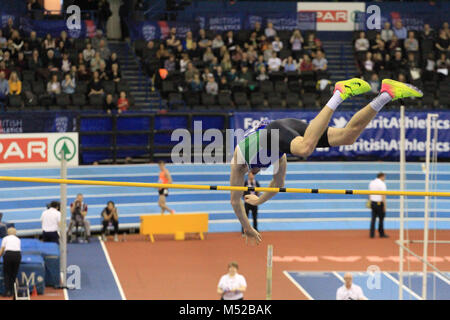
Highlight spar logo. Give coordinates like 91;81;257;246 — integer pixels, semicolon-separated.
0;138;47;163
302;10;348;23
54;137;77;161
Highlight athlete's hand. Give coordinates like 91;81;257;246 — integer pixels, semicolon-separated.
243;227;262;245
244;194;260;206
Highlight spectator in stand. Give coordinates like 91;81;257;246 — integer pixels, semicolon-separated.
371;33;386;56
83;42;96;63
203;47;215;64
369;73;380;94
252;21;263;38
104;94;115;114
300;53;314;72
98;61;109;81
272;36;283;53
421;24;436;42
205;74;219;95
88;71;104;96
423;52;436;80
117;91;129;113
187;41;201;61
218;76;230;93
77;64;91;81
254;55;267;73
98;0;112;32
436;53;449;80
381;22;394;43
61;73;76;94
312;50;327;71
239;65;253;85
264;22;277;40
224;31;236;52
47;73;61;96
61;52;72;73
212;34;224;52
303;33;318;56
156;43;170;60
183;31;195;50
164;54;176;72
256;65;269;81
8;71;21;95
15;52;27;73
227;67;239;82
406;52;421;81
0;71;8;104
43;33;56;51
435;29;449;55
0;61;10;80
0;30;7;49
166;30;181;51
109;63;121;82
198;29;212;51
263;43;273;62
283;56;298;72
267;51;282;72
404;31;419;53
189;73;203;93
90;52;105;72
11;30;24;54
246;32;258;49
290;30;304;59
393;20;407;40
355;31;370;52
392;49;407;76
59;30;72;50
373;52;385;72
143;41;157;61
363;51;374;73
2;17;16;39
388;35;401;55
179;53;190;73
185;62;199;82
101;201;119;242
98;39;111;60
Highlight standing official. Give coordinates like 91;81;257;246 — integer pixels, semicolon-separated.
0;228;21;297
369;172;389;238
41;201;61;243
242;172;260;235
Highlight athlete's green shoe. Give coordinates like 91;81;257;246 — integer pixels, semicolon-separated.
380;79;423;101
333;78;372;100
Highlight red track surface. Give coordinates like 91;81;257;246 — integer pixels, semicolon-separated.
105;229;450;300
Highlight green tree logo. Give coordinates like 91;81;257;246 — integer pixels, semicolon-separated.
54;137;77;161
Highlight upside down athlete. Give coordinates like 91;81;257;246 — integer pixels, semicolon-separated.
230;78;423;244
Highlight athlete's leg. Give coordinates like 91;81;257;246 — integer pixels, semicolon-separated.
158;194;172;214
328;79;424;146
290;78;371;157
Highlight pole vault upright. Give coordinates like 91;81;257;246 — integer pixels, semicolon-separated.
60;150;67;288
398;105;406;300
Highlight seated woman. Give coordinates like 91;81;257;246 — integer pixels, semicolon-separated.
101;201;119;242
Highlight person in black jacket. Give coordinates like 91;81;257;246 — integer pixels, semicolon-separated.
101;201;119;242
241;172;260;235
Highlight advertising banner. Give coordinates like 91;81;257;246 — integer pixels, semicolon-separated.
0;133;79;168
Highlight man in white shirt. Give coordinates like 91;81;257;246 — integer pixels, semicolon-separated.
0;227;21;297
369;172;388;238
267;52;282;72
217;262;247;300
336;272;367;300
355;32;370;52
41;201;61;243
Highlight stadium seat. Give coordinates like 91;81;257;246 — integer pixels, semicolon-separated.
75;81;88;94
32;81;45;95
89;94;104;109
286;92;300;109
102;81;116;94
7;95;23;110
56;93;71;108
259;80;274;96
302;93;317;109
168;92;186;110
201;93;216;107
250;92;265;109
72;93;86;108
218;92;232;107
161;81;176;97
116;80;130;93
269;71;285;82
267;92;283;109
22;70;35;82
184;92;200;107
134;40;147;57
274;81;288;96
233;92;250;110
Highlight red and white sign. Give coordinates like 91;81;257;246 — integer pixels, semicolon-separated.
0;133;78;168
298;2;365;31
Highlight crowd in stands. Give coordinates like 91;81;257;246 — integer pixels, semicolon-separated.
0;17;132;113
135;22;331;110
354;20;450;107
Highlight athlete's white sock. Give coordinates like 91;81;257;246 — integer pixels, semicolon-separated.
370;92;392;112
326;90;343;111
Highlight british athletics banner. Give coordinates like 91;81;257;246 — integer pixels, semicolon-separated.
0;112;77;133
128;12;316;41
232;111;450;160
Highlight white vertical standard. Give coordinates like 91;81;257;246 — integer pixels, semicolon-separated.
422;113;438;299
398;106;406;300
60;150;68;288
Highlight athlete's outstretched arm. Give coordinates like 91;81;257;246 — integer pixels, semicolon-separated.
244;155;287;206
230;149;261;244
